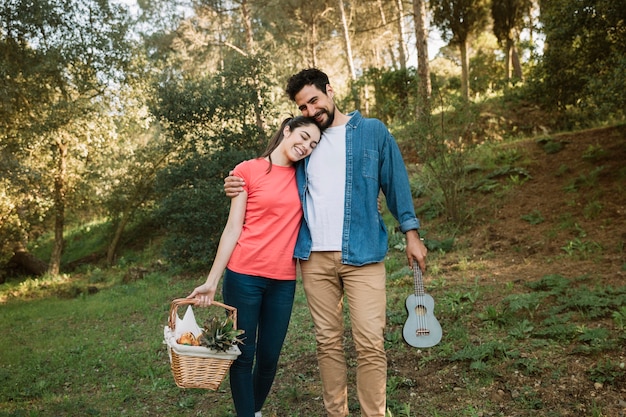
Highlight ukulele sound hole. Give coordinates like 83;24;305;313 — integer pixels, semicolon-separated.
414;305;427;316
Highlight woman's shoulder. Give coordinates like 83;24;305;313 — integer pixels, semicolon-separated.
234;158;268;177
235;158;266;169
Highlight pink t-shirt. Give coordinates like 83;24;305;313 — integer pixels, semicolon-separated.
227;158;302;280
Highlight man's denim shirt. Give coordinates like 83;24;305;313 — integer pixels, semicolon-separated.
294;110;420;266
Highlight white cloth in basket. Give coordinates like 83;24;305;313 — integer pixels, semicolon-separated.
174;305;202;339
163;305;241;360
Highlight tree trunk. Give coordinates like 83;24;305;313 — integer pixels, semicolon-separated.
106;151;168;265
49;135;68;275
240;0;265;132
505;37;513;80
413;0;431;115
460;40;470;101
338;0;356;81
310;20;318;67
376;0;396;69
241;0;254;54
107;214;130;265
512;42;523;80
394;0;407;70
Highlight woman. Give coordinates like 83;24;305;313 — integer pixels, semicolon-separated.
187;116;321;417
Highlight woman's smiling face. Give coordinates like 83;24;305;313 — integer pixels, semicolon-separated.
282;123;321;162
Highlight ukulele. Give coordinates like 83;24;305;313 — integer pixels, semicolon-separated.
402;260;442;348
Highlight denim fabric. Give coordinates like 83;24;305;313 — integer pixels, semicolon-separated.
294;110;420;265
222;269;296;417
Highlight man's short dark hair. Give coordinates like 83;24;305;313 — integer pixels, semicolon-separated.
286;68;330;101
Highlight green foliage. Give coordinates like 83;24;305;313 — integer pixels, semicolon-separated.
576;326;610;347
521;209;544;225
2;249;626;416
503;292;545;318
152;55;275;268
525;273;570;294
612;306;626;330
430;0;490;46
0;0;133;270
478;304;512;327
588;359;626;385
560;238;602;259
469;165;532;192
531;0;626;126
362;68;418;124
507;318;534;339
439;289;478;318
425;237;456;254
569;166;605;191
582;144;609;162
199;316;244;352
415;196;444;221
534;314;577;341
403;103;483;226
449;340;508;363
491;0;531;52
561;285;626;319
537;137;564;154
583;201;603;220
155;149;253;268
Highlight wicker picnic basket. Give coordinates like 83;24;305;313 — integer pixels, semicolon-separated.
164;298;241;390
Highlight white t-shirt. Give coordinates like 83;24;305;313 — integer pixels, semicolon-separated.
306;124;346;251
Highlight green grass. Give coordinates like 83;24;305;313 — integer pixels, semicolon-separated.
2;252;625;417
3;204;625;417
0;273;178;416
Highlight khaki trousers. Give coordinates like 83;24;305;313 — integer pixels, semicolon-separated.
301;252;387;417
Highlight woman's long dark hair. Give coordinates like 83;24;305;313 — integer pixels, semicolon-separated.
261;115;321;172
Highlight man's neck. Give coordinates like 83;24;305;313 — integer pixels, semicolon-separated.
330;110;351;127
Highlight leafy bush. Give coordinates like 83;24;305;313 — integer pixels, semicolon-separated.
156;149;254;269
152;55;274;269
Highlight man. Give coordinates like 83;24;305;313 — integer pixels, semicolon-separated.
225;68;427;417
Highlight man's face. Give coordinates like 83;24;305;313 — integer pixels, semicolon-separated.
294;84;335;129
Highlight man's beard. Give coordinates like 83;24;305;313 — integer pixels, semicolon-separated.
318;108;335;129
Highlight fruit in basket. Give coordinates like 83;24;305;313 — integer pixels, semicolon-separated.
177;332;200;346
198;317;244;352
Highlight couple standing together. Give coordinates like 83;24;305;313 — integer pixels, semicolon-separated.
188;68;427;417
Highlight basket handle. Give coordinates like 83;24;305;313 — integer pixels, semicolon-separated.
168;298;238;331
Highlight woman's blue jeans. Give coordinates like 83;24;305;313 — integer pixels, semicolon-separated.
222;269;296;417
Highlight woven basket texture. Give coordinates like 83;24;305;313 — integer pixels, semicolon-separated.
166;298;239;390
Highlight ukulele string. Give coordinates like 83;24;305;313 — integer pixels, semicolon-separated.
414;260;425;333
419;266;425;332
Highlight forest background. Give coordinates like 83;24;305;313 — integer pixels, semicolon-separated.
1;0;624;276
1;0;625;416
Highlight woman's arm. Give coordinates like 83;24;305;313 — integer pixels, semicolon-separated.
187;191;247;305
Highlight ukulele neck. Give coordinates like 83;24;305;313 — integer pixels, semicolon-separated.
413;260;425;296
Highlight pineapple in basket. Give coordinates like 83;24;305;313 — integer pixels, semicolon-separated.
199;317;245;352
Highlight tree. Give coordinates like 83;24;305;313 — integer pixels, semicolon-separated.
430;0;490;101
393;0;408;70
0;0;132;274
536;0;626;121
413;0;432;116
338;0;357;81
491;0;531;80
152;55;275;268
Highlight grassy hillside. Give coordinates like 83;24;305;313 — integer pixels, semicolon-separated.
1;125;625;417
